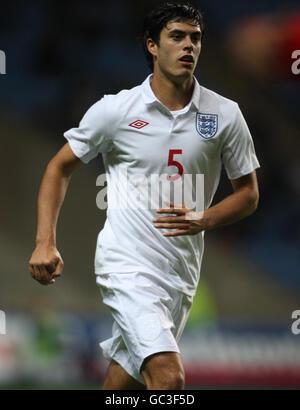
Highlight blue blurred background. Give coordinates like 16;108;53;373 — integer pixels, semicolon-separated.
0;0;299;389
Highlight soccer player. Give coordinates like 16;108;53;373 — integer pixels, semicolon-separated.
29;2;260;390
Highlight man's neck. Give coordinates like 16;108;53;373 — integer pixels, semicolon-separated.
150;70;194;111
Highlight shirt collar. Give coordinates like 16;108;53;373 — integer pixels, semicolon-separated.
141;74;201;112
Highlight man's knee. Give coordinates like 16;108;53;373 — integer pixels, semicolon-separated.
159;370;185;390
102;360;146;390
141;352;185;390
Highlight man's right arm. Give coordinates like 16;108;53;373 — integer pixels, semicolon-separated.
29;142;83;285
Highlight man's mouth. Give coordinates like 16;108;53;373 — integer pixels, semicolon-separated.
179;55;194;66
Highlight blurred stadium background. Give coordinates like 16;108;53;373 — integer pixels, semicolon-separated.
0;0;299;390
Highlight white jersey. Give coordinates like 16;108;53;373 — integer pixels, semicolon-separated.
64;75;260;296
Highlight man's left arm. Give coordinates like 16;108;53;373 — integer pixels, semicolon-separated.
203;170;259;231
153;171;259;237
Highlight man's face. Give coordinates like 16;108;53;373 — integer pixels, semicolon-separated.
149;19;202;80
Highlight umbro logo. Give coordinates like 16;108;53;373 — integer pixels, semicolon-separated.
129;120;149;129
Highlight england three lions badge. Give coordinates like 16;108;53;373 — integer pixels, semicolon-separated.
196;113;218;139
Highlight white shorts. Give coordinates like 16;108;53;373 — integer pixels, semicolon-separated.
96;271;193;385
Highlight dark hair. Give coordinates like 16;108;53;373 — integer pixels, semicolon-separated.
141;1;204;71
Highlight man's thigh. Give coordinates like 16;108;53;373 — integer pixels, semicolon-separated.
102;359;146;390
141;351;185;389
98;272;181;374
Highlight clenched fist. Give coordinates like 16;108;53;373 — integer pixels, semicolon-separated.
29;245;64;285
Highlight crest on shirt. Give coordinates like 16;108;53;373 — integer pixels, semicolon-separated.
196;113;218;139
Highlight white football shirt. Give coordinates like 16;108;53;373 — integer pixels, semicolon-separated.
64;75;260;296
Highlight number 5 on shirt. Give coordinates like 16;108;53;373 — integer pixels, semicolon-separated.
167;149;183;181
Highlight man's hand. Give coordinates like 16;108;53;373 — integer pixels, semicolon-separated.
153;201;207;237
29;245;64;285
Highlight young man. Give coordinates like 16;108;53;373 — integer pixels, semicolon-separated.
29;2;260;390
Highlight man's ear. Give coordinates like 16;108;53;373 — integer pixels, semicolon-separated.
146;38;158;59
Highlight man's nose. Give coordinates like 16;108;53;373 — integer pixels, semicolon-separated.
183;36;193;50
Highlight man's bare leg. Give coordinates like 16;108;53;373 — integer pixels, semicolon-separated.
141;352;185;390
102;359;146;390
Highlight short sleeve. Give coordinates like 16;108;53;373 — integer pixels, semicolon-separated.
221;103;260;180
64;96;113;164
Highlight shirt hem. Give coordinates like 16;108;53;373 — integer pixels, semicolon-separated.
95;268;197;297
